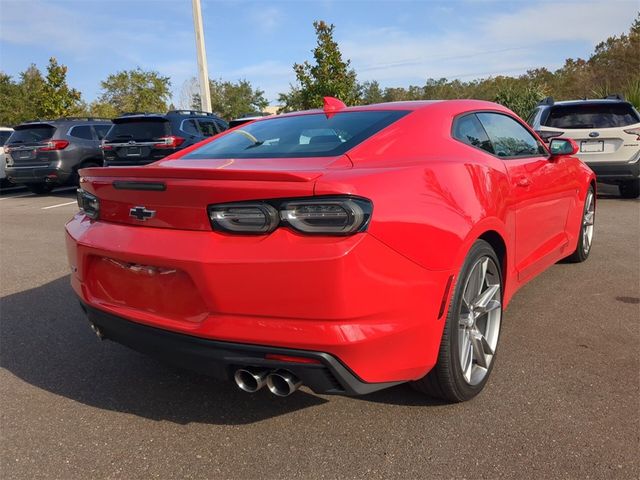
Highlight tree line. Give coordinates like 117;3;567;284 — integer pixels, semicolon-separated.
0;13;637;126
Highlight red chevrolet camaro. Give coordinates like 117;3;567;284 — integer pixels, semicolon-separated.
67;98;596;402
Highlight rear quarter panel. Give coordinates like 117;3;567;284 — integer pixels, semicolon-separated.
315;105;519;303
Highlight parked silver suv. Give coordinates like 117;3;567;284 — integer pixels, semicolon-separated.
528;96;640;198
4;117;112;194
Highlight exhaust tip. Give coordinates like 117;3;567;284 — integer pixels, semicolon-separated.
234;369;268;393
266;370;302;397
89;322;104;340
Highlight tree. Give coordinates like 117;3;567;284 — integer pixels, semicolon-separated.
98;68;171;114
359;80;384;105
279;20;359;111
0;73;23;125
207;78;268;119
40;57;82;118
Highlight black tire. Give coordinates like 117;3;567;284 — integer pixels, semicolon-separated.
619;179;640;199
411;239;502;402
564;186;595;263
26;183;54;195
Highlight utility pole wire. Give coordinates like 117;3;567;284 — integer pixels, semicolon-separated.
192;0;212;112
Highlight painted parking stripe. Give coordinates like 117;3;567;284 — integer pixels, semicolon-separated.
0;192;35;200
42;201;78;210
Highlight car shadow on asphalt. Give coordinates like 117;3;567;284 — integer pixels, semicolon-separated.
1;276;331;425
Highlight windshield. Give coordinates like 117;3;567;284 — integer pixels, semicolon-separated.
9;125;55;143
183;111;409;159
105;119;170;142
544;103;640;129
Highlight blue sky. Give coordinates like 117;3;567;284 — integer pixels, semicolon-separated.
0;0;637;106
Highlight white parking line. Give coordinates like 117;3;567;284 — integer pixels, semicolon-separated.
41;201;77;210
0;192;34;200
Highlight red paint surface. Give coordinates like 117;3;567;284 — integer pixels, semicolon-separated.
67;100;595;383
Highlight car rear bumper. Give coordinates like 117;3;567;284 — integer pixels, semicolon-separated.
5;166;72;185
80;301;400;395
586;160;640;183
66;213;453;385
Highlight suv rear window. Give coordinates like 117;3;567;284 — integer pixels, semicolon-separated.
105;119;170;142
9;125;56;143
544;103;640;129
184;111;409;159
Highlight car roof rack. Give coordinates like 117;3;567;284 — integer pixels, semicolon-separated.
119;112;164;117
54;117;112;122
604;93;625;101
537;96;554;106
167;109;218;117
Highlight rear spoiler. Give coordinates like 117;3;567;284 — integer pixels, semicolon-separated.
78;165;323;183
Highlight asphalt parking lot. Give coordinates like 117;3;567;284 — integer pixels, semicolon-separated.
0;183;638;480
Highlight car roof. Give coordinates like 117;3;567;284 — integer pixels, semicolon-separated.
16;118;111;127
265;99;512;120
546;99;632;107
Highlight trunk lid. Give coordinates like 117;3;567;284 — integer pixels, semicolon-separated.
79;155;351;231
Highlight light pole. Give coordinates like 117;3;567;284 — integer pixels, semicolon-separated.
192;0;211;112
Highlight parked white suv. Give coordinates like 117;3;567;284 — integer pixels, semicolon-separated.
528;96;640;198
0;127;15;183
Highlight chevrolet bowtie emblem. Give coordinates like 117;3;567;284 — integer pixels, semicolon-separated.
129;206;155;221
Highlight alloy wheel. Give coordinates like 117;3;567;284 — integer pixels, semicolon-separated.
582;191;595;255
458;256;502;386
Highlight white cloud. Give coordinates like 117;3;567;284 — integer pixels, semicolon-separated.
248;6;284;33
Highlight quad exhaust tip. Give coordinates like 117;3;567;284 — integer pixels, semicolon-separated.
234;368;302;396
234;369;268;393
266;370;302;397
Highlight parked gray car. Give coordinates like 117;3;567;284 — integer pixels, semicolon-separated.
4;117;112;194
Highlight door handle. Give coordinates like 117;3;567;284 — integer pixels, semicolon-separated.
516;177;531;187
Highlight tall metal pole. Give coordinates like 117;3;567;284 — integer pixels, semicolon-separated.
192;0;211;112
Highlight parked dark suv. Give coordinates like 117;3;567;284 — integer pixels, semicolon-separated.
101;110;228;167
5;117;112;194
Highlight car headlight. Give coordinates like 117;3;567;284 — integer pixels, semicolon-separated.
77;188;100;220
208;196;372;235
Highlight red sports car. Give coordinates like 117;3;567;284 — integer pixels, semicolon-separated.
67;98;596;402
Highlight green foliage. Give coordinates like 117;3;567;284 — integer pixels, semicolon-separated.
279;21;359;112
207;78;268;119
494;82;548;119
98;68;171;114
624;77;640;109
40;57;82;118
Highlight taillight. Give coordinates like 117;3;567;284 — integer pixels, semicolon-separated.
77;188;100;220
208;196;373;235
39;139;69;151
154;136;185;149
623;128;640;140
100;143;114;151
535;130;564;143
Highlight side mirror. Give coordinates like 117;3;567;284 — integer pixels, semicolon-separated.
549;138;578;157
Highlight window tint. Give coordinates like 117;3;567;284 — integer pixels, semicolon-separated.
197;119;218;137
215;119;228;132
0;131;12;146
69;125;93;140
8;125;55;143
452;114;494;154
105;119;170;142
476;113;546;158
181;119;200;135
543;103;640;129
184;111;409;159
94;124;111;140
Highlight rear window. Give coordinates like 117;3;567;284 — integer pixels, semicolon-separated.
9;125;55;143
105;119;170;142
184;111;409;159
544;103;640;129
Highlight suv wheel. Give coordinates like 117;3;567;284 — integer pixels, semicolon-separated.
619;179;640;199
411;240;502;402
27;184;54;195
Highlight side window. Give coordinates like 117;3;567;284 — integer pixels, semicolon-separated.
215;119;229;132
476;113;546;158
526;107;539;126
181;119;201;136
69;125;94;140
452;114;494;154
94;124;111;140
197;119;218;137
